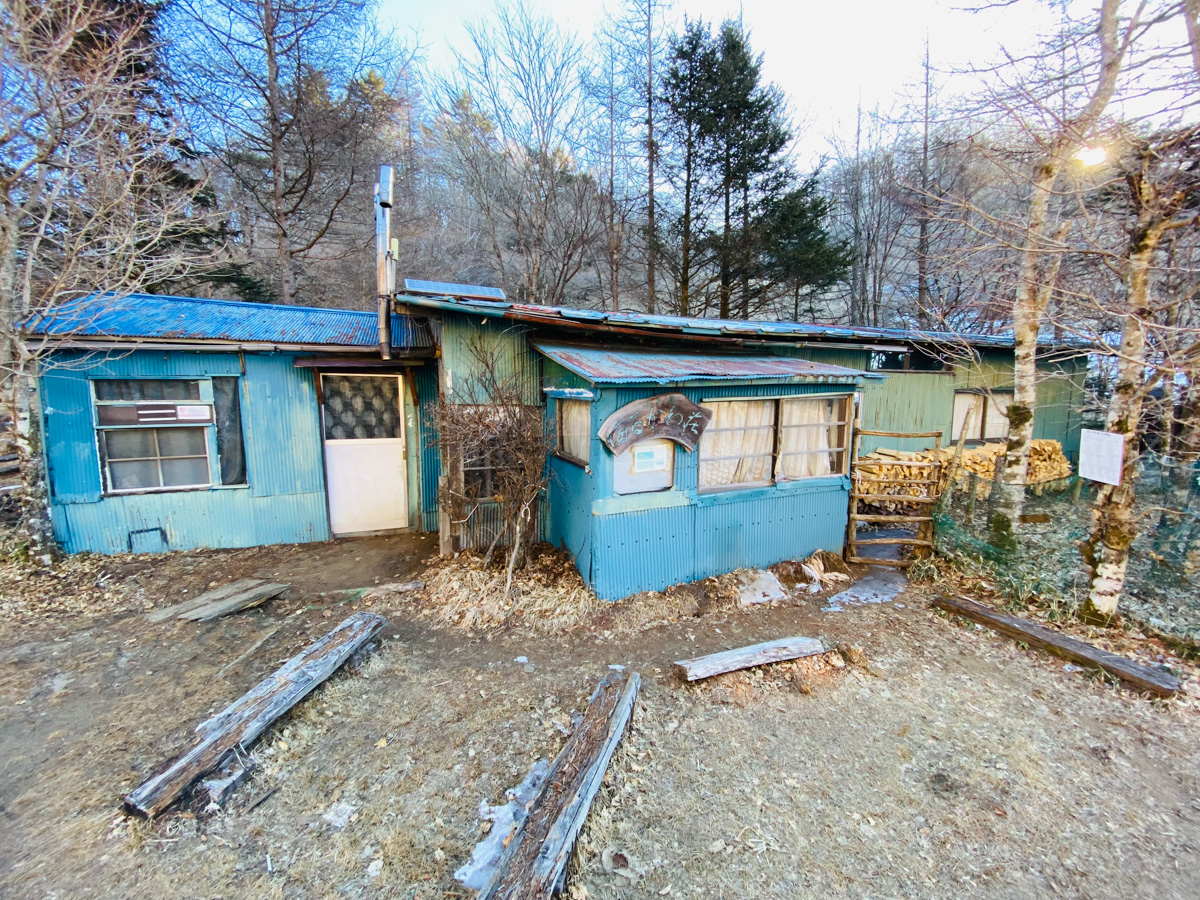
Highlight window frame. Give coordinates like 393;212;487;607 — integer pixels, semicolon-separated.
697;394;853;493
555;398;591;467
952;389;1015;443
91;377;247;496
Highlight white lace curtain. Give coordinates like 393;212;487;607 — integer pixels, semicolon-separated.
559;400;591;462
698;400;776;488
778;397;843;479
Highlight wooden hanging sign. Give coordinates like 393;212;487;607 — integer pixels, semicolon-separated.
598;393;712;456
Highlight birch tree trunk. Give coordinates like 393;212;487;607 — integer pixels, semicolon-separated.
991;0;1131;548
1079;218;1163;620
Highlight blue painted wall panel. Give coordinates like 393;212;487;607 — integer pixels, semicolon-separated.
41;348;331;554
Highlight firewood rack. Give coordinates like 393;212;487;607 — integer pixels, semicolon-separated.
846;428;945;568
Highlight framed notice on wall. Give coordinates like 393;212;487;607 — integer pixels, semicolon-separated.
1079;428;1124;486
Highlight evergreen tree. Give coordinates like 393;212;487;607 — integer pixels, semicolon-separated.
701;22;789;319
660;19;717;316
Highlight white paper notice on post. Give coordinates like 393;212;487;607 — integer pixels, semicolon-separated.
1079;428;1124;486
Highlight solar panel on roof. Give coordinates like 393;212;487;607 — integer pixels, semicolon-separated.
403;279;506;301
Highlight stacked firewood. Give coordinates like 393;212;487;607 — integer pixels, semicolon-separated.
853;439;1072;510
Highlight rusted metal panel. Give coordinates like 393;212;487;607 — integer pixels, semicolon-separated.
24;292;434;350
395;293;1075;351
533;344;864;384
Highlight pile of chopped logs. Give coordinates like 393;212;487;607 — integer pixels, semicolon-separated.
854;439;1072;510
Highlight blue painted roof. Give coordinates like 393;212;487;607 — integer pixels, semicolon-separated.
394;293;1034;349
23;292;434;349
535;343;866;384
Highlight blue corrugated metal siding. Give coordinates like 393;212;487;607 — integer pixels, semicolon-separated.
589;483;846;599
414;364;442;532
25;292;433;349
41;348;330;554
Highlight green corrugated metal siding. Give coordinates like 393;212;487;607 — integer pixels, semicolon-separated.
414;364;442;532
41;348;330;553
439;315;540;405
855;353;1087;458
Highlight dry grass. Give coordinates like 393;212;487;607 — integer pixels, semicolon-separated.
413;544;604;633
3;534;1200;900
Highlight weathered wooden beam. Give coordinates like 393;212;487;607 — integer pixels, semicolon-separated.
479;672;639;900
850;514;932;523
932;596;1182;698
850;493;937;504
146;578;265;623
854;537;933;547
526;674;640;898
846;556;912;568
673;636;824;682
856;429;943;438
178;582;290;621
123;611;385;818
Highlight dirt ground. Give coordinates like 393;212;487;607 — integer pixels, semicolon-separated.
2;534;1199;899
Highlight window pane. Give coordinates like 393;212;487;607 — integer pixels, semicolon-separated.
94;379;200;402
161;457;210;487
109;459;161;490
983;393;1012;440
558;400;591;462
104;428;156;460
952;393;983;442
157;427;207;457
778;397;848;479
698;400;775;489
322;375;400;440
212;377;247;485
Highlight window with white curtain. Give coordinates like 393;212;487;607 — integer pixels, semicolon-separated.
777;396;850;480
557;399;591;464
699;396;851;491
698;400;776;489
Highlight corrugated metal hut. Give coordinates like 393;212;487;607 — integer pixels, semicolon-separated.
537;345;868;599
23;293;435;554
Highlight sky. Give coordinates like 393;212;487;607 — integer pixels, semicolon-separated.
374;0;1065;164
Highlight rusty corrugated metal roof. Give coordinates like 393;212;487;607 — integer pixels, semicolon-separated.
394;292;1056;350
23;292;434;350
534;343;866;384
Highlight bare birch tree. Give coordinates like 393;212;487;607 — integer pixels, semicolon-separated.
988;0;1147;547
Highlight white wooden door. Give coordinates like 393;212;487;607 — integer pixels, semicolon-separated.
321;374;408;535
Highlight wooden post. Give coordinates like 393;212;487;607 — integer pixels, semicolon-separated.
966;472;979;524
437;474;454;557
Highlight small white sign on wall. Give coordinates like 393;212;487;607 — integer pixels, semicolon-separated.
1079;428;1125;486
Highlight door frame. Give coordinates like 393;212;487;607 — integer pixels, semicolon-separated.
318;371;410;536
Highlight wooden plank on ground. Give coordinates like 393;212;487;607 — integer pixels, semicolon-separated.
932;596;1182;698
123;611;385;818
673;636;824;682
478;672;639;900
178;582;290;621
146;578;267;623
